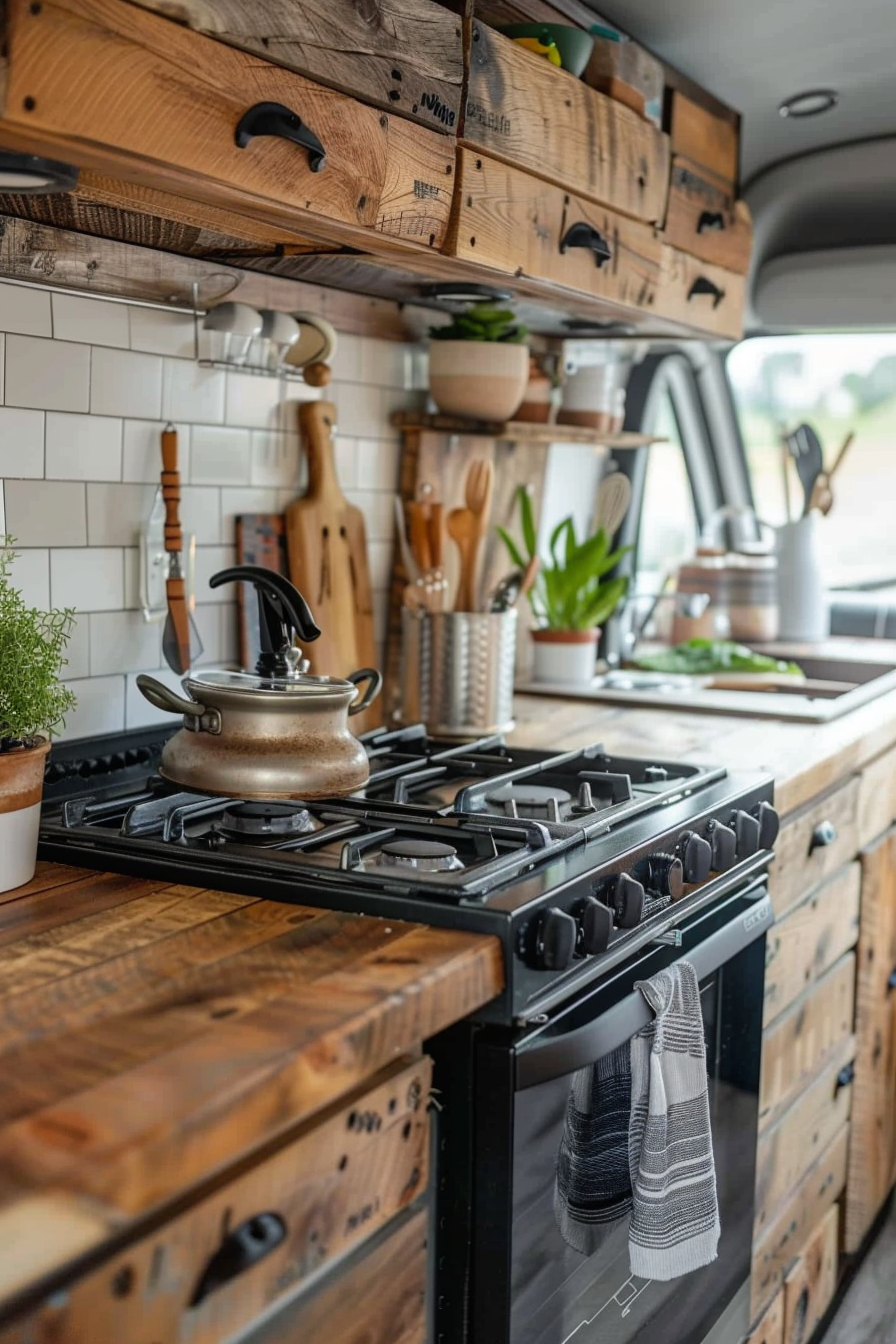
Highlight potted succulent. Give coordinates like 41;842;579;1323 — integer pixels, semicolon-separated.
428;303;529;422
499;486;630;684
0;537;76;893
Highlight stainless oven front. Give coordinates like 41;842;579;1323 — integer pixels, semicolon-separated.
433;877;771;1344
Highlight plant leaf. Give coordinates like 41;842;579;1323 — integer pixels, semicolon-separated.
496;526;525;570
518;486;537;559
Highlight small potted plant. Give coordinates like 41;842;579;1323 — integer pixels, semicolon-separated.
428;303;529;422
499;487;630;684
0;537;76;893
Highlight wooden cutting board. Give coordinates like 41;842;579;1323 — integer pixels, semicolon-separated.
234;513;288;673
286;400;381;732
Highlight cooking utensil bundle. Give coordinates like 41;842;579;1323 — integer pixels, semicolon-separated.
782;423;855;520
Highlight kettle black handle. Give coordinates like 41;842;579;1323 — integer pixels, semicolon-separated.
209;566;321;675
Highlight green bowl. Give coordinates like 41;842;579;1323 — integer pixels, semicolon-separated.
498;23;595;78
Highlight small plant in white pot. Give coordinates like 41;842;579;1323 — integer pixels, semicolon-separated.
499;487;630;685
428;303;529;422
0;537;76;893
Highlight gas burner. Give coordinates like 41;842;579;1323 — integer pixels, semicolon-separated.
376;839;464;872
486;783;572;822
219;801;316;840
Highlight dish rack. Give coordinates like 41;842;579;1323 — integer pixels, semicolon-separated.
190;281;311;382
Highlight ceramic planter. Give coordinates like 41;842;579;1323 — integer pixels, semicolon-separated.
429;340;528;421
0;739;50;893
531;628;599;685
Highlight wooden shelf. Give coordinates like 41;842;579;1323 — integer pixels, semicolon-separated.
391;412;661;448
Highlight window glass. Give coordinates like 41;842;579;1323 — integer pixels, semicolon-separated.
637;390;699;584
728;335;896;588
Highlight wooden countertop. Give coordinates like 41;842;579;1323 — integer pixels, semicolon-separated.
509;640;896;816
0;863;503;1306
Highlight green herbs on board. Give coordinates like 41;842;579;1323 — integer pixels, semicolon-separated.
0;536;76;748
429;302;529;344
498;485;631;631
634;639;804;677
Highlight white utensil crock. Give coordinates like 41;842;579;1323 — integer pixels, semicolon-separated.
776;515;828;642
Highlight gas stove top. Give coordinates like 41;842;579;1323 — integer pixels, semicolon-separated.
39;723;777;1022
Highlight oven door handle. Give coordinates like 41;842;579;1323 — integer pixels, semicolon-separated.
515;891;773;1090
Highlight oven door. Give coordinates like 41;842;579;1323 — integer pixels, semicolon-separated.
470;880;771;1344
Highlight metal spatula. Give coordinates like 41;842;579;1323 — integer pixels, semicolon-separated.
161;424;203;674
785;424;824;517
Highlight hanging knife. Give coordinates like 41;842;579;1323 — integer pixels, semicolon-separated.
161;423;203;674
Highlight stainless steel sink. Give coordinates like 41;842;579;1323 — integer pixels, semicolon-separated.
518;649;896;722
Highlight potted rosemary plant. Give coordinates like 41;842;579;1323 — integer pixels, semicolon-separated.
499;486;630;684
0;537;76;892
428;303;529;422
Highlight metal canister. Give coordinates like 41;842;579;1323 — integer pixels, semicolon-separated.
400;609;517;737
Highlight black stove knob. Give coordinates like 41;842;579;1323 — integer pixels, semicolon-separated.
603;873;645;929
645;853;684;901
732;809;761;858
706;819;736;872
677;831;712;884
578;897;613;956
535;908;577;970
754;801;780;850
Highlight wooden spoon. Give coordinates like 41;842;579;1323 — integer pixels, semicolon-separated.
447;506;479;612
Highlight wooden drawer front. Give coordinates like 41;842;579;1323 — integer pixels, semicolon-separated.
747;1294;784;1344
857;742;896;848
782;1205;839;1344
763;862;860;1025
1;0;455;249
654;244;745;339
464;23;670;223
769;776;860;920
755;1038;854;1239
759;954;855;1131
450;151;662;313
2;1059;430;1344
752;1124;848;1321
845;826;896;1251
664;159;753;273
238;1207;428;1344
668;90;739;189
125;0;464;135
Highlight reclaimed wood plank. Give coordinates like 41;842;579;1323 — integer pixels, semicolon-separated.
856;741;896;848
763;862;860;1025
463;22;670;223
768;776;860;920
124;0;464;134
664;160;753;274
669;89;739;188
782;1205;839;1344
747;1293;784;1344
654;243;746;340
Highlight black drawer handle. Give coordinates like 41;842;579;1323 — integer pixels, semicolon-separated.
809;819;838;854
235;102;327;173
191;1212;287;1306
835;1062;855;1091
559;222;613;269
687;276;725;308
697;210;726;233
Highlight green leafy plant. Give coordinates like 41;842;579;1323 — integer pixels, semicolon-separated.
428;302;529;344
498;486;631;631
0;537;76;749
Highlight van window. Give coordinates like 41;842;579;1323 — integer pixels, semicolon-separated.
728;335;896;588
637;390;699;582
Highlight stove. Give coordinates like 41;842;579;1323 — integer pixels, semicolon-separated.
38;723;777;1023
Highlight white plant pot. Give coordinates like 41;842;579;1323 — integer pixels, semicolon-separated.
531;629;599;685
0;740;49;894
429;340;529;421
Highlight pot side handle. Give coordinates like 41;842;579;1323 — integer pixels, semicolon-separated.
347;668;383;716
136;674;206;720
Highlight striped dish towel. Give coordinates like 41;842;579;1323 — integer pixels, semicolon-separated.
628;961;720;1280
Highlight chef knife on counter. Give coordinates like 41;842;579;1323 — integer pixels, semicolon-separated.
161;423;203;673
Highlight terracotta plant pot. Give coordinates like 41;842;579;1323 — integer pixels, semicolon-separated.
531;627;599;685
429;340;529;422
0;738;50;893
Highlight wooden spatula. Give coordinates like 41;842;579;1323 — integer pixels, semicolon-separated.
448;459;494;612
595;471;632;537
160;424;203;674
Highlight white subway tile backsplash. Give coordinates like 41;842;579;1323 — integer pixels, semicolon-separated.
194;545;237;601
191;425;251;484
122;419;190;483
5;480;87;546
221;488;277;542
45;413;122;481
0;334;5;403
53;294;130;348
330;332;362;383
0;284;52;338
62;615;91;680
361;338;408;389
249;431;302;489
90;609;163;676
87;482;157;547
330;380;382;438
7;547;49;608
368;540;394;590
224;372;284;428
0;484;5;535
0;408;44;478
128;306;195;358
180;486;222;545
162;359;226;424
122;547;140;611
219;600;240;665
51;547;124;612
6;335;90;412
63;675;126;738
124;667;183;729
91;347;162;419
333;436;358;489
357;437;401;491
190;602;224;666
346;490;395;542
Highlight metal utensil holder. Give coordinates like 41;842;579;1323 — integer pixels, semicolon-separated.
400;608;518;737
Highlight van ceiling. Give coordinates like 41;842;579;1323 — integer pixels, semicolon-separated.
593;0;896;184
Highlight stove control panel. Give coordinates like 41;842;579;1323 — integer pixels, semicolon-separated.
677;830;713;884
576;897;613;956
755;801;780;849
600;872;645;929
535;907;578;970
643;852;684;901
705;818;737;872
